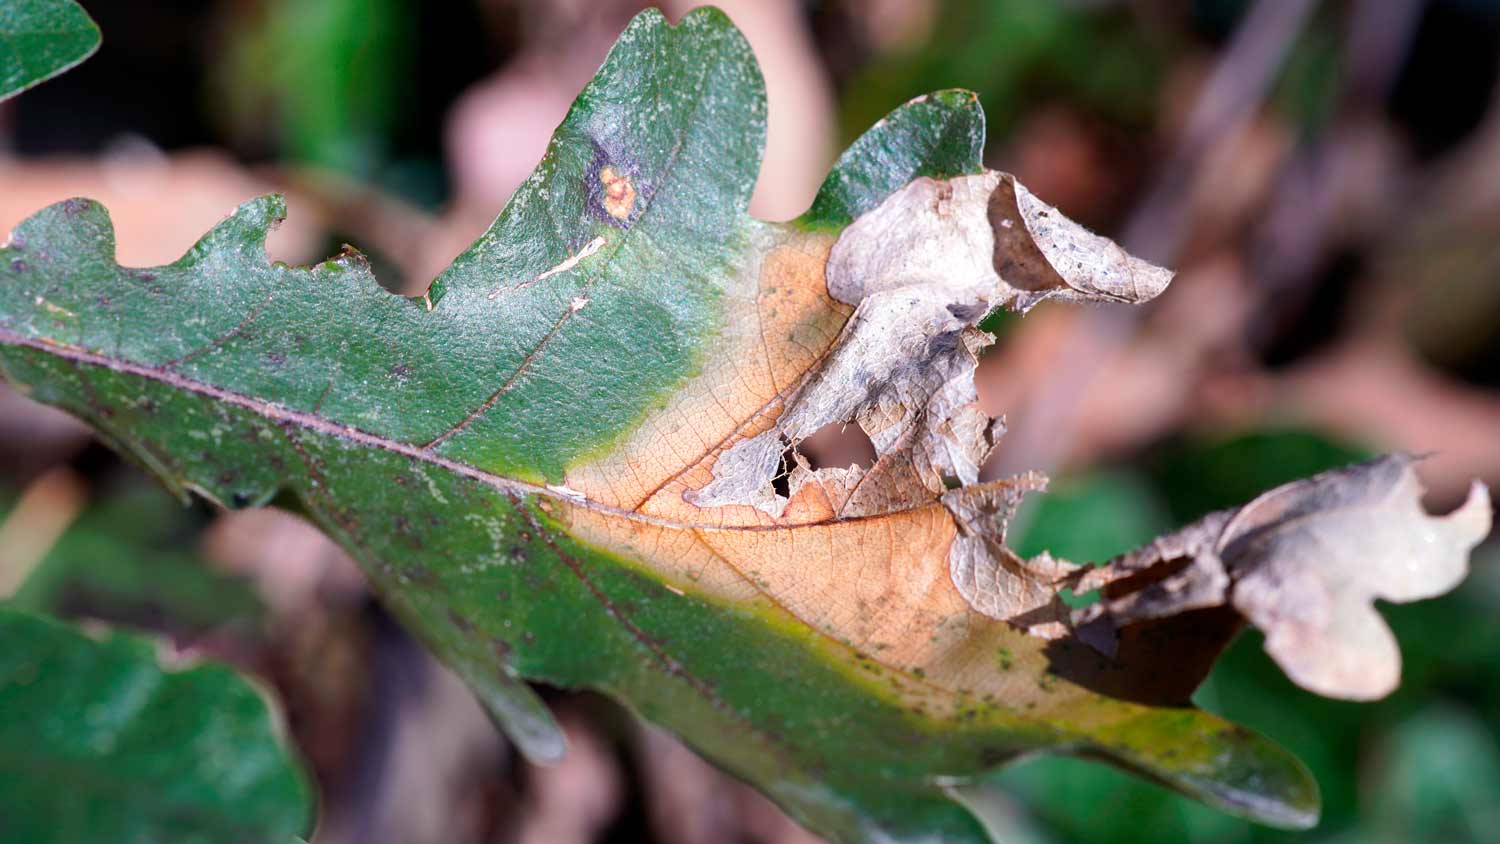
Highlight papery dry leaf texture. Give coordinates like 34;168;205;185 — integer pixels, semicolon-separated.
1073;454;1492;700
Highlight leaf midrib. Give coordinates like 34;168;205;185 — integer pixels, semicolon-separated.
0;327;947;535
10;329;984;725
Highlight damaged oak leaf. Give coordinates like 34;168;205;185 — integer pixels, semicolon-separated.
1;8;1338;842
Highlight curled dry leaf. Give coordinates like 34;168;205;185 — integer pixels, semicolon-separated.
688;171;1171;520
1071;455;1493;701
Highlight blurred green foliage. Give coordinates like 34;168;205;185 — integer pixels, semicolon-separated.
838;0;1165;150
0;0;98;102
1012;469;1171;563
6;482;261;632
0;605;312;843
213;0;414;178
1148;428;1374;522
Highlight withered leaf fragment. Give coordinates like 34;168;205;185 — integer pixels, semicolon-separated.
688;172;1172;520
1072;454;1492;700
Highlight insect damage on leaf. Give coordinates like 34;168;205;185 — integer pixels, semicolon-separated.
686;172;1171;518
1070;454;1492;700
491;235;607;298
679;170;1176;643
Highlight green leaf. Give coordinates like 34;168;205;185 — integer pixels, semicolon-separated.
1150;428;1374;523
801;87;986;230
9;481;263;631
0;0;100;103
0;9;1319;842
0;605;312;843
211;0;413;177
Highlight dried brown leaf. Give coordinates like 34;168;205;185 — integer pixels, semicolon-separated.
1071;454;1492;700
686;172;1171;522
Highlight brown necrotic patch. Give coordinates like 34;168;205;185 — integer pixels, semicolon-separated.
600;166;637;222
585;139;644;229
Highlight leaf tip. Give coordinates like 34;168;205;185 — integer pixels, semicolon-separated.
1091;716;1321;830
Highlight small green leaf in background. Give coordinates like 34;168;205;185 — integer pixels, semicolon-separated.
8;481;262;632
0;605;312;843
0;0;100;102
212;0;412;178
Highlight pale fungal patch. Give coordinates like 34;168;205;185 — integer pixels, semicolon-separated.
489;235;607;299
463;513;511;568
1071;455;1493;700
415;467;448;504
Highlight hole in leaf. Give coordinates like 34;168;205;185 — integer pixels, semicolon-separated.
797;421;876;471
1059;586;1100;609
771;436;794;499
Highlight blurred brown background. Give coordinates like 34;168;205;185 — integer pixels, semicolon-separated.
3;1;1500;842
